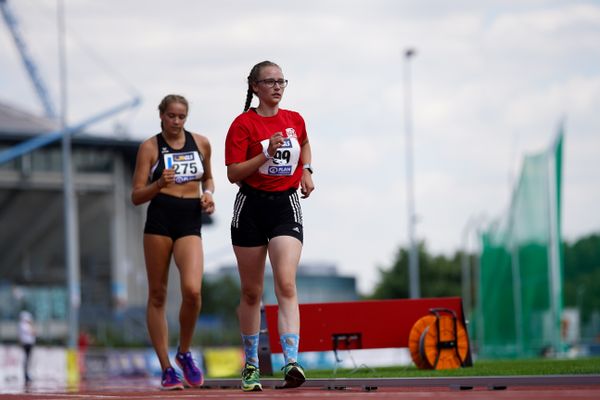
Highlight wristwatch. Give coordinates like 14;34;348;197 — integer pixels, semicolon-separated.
303;163;313;174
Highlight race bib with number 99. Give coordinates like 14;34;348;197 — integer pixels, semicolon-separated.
258;137;300;176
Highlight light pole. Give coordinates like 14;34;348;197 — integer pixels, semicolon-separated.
58;0;80;350
461;218;473;320
403;48;419;298
461;213;487;323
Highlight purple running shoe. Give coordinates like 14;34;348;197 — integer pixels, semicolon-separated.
161;366;184;390
175;348;204;387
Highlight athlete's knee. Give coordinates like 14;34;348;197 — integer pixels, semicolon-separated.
241;285;263;306
181;286;201;308
275;280;297;300
148;287;168;308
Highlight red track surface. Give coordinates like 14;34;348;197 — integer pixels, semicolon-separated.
1;376;600;400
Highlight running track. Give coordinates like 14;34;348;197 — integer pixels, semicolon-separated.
1;376;600;399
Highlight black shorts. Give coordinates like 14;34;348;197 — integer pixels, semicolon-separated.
144;193;203;240
231;184;303;247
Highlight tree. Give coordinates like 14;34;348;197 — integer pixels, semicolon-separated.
196;275;242;345
202;275;240;321
370;242;463;299
371;232;600;331
563;233;600;324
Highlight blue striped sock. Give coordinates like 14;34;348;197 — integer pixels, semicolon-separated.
280;333;299;365
242;333;260;367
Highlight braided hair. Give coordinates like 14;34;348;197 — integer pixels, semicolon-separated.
244;61;280;112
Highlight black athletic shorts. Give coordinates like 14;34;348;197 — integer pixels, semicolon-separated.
231;184;303;247
144;193;203;240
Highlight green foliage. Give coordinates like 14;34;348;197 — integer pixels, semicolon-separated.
194;328;241;347
307;357;600;377
370;242;464;299
202;275;240;318
198;275;241;346
371;233;600;327
563;233;600;323
371;246;410;298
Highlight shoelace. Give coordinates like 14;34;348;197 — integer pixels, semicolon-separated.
179;352;200;374
163;368;179;383
282;362;299;371
243;366;257;379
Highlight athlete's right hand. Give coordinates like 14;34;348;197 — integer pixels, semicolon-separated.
201;192;215;214
160;168;175;187
267;132;284;156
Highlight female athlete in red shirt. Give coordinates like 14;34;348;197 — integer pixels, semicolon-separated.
225;61;314;391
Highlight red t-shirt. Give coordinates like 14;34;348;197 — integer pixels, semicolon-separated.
225;108;308;192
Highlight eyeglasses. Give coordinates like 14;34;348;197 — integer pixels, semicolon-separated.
256;79;288;88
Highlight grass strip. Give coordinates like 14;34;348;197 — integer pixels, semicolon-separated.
303;357;600;379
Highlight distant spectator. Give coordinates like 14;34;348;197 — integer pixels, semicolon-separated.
18;310;36;383
78;331;93;379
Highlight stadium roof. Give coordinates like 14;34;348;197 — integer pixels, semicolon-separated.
0;100;140;149
0;100;58;135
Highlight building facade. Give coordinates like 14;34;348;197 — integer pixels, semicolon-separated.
0;101;149;343
212;262;358;305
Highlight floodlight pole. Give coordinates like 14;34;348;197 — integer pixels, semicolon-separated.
58;0;80;350
404;48;420;298
461;214;485;320
461;218;473;319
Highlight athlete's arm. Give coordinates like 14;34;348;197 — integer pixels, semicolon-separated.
226;132;284;183
226;156;266;183
131;138;165;205
300;139;314;198
196;134;215;214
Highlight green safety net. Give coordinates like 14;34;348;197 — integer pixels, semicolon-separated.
477;129;563;358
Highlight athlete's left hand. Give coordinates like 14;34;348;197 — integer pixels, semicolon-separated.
300;171;314;199
201;192;215;214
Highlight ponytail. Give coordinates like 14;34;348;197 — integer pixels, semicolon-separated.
243;86;254;112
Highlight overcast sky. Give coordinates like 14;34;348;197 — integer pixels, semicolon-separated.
1;0;599;294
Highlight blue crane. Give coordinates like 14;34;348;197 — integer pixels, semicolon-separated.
1;0;57;119
0;0;142;166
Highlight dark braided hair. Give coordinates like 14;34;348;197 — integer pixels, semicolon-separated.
244;61;280;112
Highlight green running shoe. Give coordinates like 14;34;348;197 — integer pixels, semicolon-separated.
241;363;262;392
281;362;306;388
